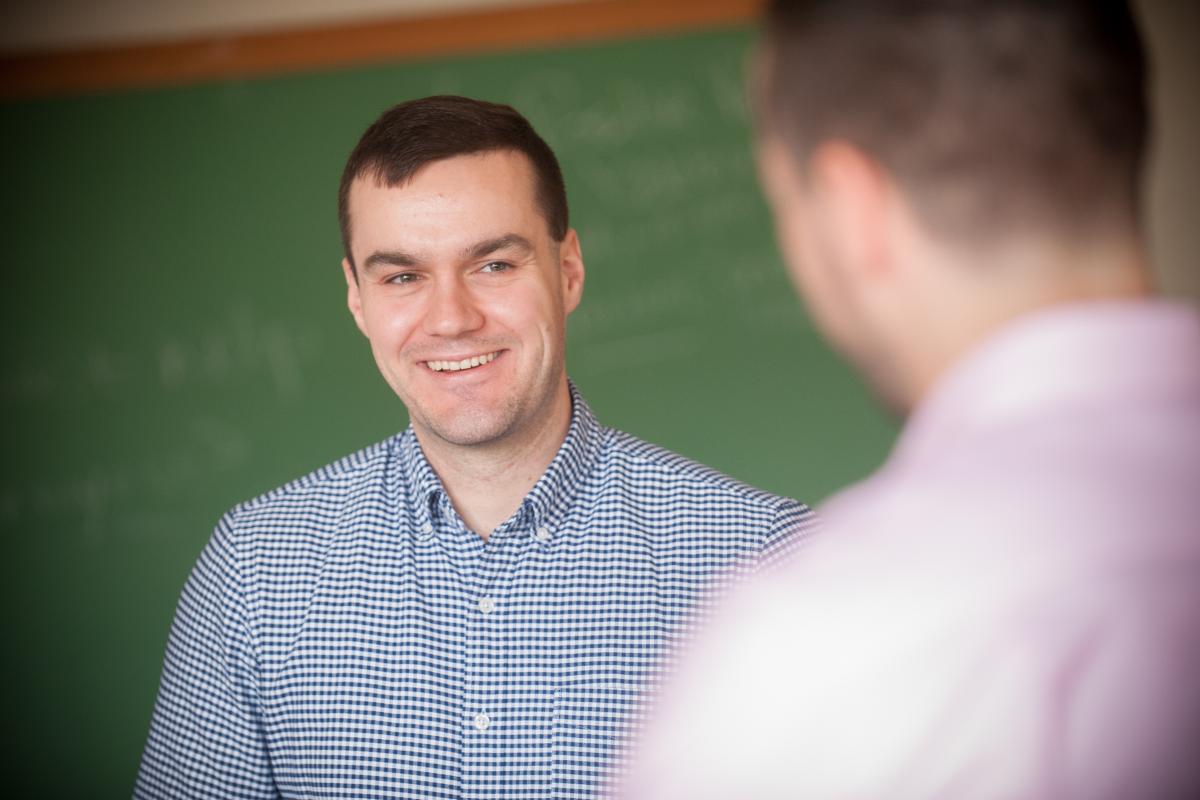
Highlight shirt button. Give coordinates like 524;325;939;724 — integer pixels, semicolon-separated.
535;525;551;543
418;522;433;535
478;597;495;615
473;712;491;731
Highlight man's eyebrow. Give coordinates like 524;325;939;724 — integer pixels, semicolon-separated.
362;250;423;272
465;234;535;260
361;235;534;272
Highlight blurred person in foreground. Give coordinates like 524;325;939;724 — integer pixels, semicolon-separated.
622;1;1200;797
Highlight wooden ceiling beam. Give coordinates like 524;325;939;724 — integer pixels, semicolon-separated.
0;0;763;99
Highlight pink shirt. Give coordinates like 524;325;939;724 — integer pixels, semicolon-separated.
623;301;1200;799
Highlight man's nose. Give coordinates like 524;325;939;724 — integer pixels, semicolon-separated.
422;277;485;337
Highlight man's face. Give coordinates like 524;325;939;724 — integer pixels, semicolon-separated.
756;132;907;413
757;134;861;361
343;150;584;449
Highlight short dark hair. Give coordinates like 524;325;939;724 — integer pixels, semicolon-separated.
759;0;1149;240
338;95;569;267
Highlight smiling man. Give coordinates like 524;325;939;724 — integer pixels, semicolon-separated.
134;96;816;799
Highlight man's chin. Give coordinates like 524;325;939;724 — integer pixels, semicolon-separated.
412;409;519;449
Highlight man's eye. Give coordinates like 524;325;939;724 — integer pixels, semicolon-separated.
480;261;512;274
386;272;420;285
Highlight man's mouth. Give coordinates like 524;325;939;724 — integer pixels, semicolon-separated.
424;351;501;373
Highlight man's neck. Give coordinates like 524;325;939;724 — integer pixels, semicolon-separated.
903;233;1151;412
416;382;573;540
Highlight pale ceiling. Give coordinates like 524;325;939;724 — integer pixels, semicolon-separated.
0;0;581;54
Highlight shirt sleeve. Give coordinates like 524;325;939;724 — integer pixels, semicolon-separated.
756;500;819;574
134;510;277;799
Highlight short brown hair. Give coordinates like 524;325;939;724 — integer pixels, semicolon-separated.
759;0;1149;240
338;96;569;267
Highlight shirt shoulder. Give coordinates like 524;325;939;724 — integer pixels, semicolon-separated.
221;432;403;536
601;427;811;516
202;434;413;620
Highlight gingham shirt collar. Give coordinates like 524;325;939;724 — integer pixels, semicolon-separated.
395;380;604;542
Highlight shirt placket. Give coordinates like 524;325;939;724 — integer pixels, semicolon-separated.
460;512;535;798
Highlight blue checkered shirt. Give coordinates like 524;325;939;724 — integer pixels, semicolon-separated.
135;386;816;799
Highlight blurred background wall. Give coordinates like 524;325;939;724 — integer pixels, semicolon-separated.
1136;0;1200;300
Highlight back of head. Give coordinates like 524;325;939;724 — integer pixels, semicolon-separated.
760;0;1149;245
338;95;569;267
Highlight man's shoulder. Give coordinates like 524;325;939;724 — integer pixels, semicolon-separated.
600;426;810;517
225;432;403;527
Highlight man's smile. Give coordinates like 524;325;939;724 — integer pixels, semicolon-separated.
422;350;502;373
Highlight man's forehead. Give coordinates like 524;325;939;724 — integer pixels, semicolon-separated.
347;151;550;251
352;150;537;200
346;152;548;257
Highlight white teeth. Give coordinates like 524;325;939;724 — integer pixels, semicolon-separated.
426;351;498;372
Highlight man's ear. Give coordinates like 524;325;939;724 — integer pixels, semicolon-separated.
559;229;586;316
342;257;369;338
808;141;895;284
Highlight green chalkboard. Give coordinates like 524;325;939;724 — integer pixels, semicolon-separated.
0;25;894;795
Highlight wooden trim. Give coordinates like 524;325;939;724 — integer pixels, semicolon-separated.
0;0;763;99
